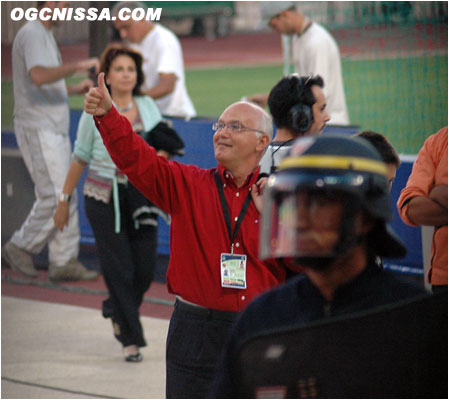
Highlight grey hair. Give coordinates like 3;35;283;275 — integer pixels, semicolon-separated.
258;106;274;143
240;101;273;157
112;1;148;16
237;101;273;142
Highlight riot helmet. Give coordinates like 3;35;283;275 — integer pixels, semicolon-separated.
259;135;406;267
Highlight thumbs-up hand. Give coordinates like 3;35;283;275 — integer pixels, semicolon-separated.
84;72;112;116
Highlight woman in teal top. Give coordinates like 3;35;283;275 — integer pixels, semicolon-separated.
54;45;162;362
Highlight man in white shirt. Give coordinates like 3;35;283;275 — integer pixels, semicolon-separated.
112;1;196;119
250;2;349;126
3;1;99;281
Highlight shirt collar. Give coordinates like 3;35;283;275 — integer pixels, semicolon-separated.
300;262;379;305
217;164;260;189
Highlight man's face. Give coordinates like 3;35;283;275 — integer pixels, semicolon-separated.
113;19;143;43
307;85;331;135
213;103;267;170
295;190;344;255
268;11;294;35
270;189;346;260
46;1;71;26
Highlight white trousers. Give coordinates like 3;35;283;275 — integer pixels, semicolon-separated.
10;123;80;267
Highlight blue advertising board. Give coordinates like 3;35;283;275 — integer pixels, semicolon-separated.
2;110;423;275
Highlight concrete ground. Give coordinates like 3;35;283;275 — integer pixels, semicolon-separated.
1;253;175;400
2;296;169;399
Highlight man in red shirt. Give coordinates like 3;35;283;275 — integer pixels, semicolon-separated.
84;73;285;398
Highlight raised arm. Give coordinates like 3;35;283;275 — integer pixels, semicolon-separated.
84;72;113;116
84;73;179;213
30;58;99;87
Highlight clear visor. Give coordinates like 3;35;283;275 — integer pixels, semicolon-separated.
261;187;347;260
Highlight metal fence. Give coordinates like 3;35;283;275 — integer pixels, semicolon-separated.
2;2;447;45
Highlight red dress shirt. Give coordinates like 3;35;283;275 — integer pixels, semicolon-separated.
95;107;286;311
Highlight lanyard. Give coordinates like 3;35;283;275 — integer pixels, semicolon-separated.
214;170;252;254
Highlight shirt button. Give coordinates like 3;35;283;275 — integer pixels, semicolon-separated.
223;184;226;188
225;174;229;178
255;219;259;224
241;295;246;301
234;217;238;221
236;192;240;197
235;242;240;248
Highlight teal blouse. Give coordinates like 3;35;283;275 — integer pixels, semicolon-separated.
73;96;162;232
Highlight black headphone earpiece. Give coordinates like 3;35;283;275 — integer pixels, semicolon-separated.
288;77;313;134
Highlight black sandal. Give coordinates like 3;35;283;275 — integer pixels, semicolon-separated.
125;352;143;362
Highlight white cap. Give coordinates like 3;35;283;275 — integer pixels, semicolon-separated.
259;1;296;27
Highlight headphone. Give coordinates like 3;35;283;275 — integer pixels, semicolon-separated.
288;76;313;134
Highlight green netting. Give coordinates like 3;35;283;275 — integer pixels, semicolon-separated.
2;1;447;155
187;1;448;154
343;55;447;154
285;1;448;153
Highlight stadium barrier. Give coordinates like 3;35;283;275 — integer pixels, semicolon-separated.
1;110;424;276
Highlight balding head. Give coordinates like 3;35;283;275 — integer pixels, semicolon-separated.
224;101;273;142
213;102;272;180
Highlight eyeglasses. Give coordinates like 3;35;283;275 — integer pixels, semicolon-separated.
212;122;265;135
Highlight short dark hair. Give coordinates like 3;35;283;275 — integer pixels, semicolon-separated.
112;1;148;16
37;1;46;8
99;44;145;96
268;75;324;132
354;131;400;167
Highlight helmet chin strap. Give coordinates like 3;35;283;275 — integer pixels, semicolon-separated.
293;236;365;272
294;235;365;271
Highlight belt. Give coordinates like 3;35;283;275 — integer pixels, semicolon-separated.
175;298;238;322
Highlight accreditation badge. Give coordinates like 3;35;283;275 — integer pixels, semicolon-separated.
220;253;247;289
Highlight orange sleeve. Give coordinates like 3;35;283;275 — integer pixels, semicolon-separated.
397;127;448;226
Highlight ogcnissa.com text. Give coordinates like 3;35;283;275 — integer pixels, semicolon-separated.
10;7;162;22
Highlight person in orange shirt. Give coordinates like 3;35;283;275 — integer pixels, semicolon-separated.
397;127;448;293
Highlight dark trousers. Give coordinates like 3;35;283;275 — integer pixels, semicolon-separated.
432;284;448;294
166;299;237;398
84;188;157;347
